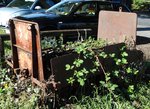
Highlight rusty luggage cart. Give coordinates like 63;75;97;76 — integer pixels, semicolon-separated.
8;18;95;89
5;11;144;108
7;10;138;89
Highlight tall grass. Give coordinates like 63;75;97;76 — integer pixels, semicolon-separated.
61;82;150;109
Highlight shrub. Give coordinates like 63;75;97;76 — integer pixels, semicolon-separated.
132;0;150;11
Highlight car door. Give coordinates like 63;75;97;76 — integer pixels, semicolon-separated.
58;2;98;30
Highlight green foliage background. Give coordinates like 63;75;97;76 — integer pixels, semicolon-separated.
132;0;150;11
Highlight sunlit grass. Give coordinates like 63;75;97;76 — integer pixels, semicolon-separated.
4;40;11;57
0;27;6;34
0;27;11;57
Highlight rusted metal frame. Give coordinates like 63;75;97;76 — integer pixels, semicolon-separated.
39;29;93;82
37;29;93;88
40;28;93;39
31;77;46;88
30;24;39;80
9;19;19;69
13;44;32;54
0;34;10;65
40;29;92;34
9;19;44;82
31;23;44;81
35;23;45;81
8;19;94;88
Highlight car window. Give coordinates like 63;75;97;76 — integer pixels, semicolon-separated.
47;1;82;15
98;3;130;12
121;5;131;12
7;0;35;9
99;3;115;11
35;0;55;9
74;3;96;16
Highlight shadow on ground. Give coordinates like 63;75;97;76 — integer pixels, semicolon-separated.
136;36;150;45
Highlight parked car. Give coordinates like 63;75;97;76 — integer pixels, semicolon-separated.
16;0;131;34
0;0;60;33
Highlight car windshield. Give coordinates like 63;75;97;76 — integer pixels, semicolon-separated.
7;0;35;9
46;1;82;15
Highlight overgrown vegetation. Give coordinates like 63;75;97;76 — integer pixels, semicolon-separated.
0;38;150;108
62;38;149;108
0;68;41;109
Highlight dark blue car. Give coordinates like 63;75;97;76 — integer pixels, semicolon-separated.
17;0;130;33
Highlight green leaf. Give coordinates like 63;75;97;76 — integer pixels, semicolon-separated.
82;68;89;74
126;67;132;73
127;85;134;93
100;81;105;85
65;64;71;71
133;69;139;75
120;46;126;51
109;53;115;58
122;58;128;64
67;77;75;85
115;59;121;65
73;59;84;67
0;88;4;93
106;76;110;81
70;65;74;69
94;61;100;67
114;70;119;77
75;45;85;54
99;52;107;58
110;84;118;91
78;59;84;64
77;78;85;86
90;69;97;73
77;71;84;77
121;52;128;57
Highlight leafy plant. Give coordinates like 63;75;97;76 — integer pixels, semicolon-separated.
41;35;63;49
64;37;144;101
64;38;107;86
